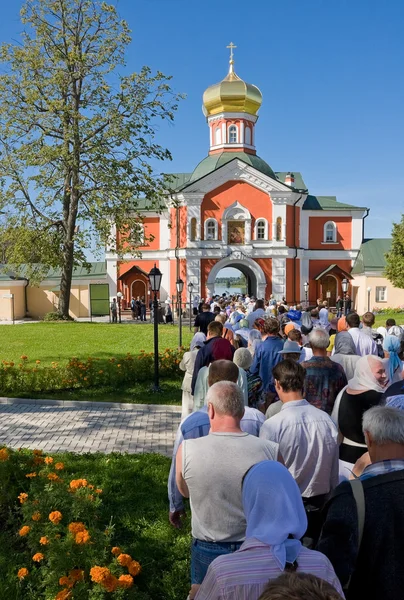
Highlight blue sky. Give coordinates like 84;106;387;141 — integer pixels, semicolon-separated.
1;0;403;241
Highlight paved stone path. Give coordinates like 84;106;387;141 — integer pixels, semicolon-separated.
0;401;181;457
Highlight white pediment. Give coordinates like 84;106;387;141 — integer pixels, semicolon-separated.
222;201;251;221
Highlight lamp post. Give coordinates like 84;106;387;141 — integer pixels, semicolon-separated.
342;278;349;315
304;281;309;307
176;278;184;348
116;291;123;324
367;286;372;312
148;264;162;392
188;281;194;331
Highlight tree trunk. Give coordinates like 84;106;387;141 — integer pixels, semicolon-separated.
58;234;74;318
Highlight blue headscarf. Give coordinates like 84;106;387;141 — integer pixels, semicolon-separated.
242;461;307;570
386;395;404;411
383;334;401;382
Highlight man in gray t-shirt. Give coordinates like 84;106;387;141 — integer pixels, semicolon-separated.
176;380;279;598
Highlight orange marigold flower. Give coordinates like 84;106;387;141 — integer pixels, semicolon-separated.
55;462;64;470
44;456;53;465
102;574;118;592
35;360;41;364
98;370;103;374
117;553;132;567
32;553;44;562
31;512;41;521
33;456;44;465
19;526;30;536
49;511;62;524
48;473;61;482
0;448;9;461
111;546;121;556
17;567;29;580
39;536;49;545
95;488;102;494
68;522;86;534
33;449;42;456
18;493;28;504
69;479;87;490
90;566;110;584
26;472;37;478
20;355;28;360
75;530;91;544
118;574;134;589
58;576;73;588
55;590;72;600
128;560;142;577
69;569;84;582
87;494;94;501
88;484;94;490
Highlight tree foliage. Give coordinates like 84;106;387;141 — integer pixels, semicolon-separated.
385;214;404;289
0;0;182;314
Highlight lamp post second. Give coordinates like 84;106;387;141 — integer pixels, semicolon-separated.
176;278;184;348
304;281;309;307
148;264;162;392
188;281;194;331
342;278;349;315
116;291;123;324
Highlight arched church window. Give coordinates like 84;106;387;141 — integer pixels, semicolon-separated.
324;221;337;243
215;127;221;145
228;125;237;144
256;219;266;240
245;126;251;145
276;217;282;241
190;218;197;241
205;219;217;240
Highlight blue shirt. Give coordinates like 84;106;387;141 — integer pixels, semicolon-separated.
168;406;265;511
360;459;404;481
250;336;284;393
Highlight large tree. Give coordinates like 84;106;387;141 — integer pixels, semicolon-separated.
0;0;181;315
385;214;404;288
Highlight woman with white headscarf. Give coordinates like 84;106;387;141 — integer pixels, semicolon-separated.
383;334;404;383
330;332;361;381
331;355;387;465
179;332;206;419
248;329;262;356
195;461;343;600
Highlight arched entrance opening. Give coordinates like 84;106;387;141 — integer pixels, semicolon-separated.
206;256;267;299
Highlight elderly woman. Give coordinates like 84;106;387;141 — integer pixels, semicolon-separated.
195;462;343;600
234;347;262;408
383;334;404;383
179;332;206;419
330;332;361;381
331;355;387;465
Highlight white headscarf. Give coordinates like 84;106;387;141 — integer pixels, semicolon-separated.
190;332;206;352
377;326;387;339
348;355;387;393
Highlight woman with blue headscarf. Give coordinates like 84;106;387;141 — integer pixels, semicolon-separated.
195;461;343;600
383;334;404;384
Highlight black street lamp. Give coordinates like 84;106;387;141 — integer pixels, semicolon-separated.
116;291;123;324
342;278;349;315
148;264;162;392
188;281;194;331
176;278;184;348
304;281;309;307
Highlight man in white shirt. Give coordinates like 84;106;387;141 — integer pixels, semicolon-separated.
260;358;339;541
346;312;378;356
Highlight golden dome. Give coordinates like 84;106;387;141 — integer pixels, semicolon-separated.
203;45;262;117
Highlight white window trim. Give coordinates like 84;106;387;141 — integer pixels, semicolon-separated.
204;218;218;241
376;286;387;303
255;218;269;240
228;125;238;144
323;221;337;243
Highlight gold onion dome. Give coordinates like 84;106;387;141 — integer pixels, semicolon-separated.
202;43;263;117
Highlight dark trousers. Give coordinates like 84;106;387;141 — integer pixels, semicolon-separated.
302;494;327;546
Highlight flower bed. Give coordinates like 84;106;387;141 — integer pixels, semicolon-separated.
0;348;184;396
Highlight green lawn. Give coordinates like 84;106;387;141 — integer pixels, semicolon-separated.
0;452;190;600
0;323;193;366
374;312;404;328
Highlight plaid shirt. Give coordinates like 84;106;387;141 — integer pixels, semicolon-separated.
360;459;404;481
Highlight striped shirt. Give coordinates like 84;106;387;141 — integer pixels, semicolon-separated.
360;459;404;481
195;538;345;600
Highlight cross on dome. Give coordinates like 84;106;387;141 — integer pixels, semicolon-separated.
226;42;237;73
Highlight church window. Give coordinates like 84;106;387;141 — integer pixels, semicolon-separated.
205;219;217;240
276;217;282;241
215;127;221;145
324;221;337;243
190;218;197;241
228;125;238;144
256;219;266;240
245;126;251;145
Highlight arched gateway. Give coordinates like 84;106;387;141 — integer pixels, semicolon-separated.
206;255;267;299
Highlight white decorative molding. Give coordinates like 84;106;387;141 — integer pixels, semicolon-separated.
208;112;258;124
272;257;286;298
222;201;252;244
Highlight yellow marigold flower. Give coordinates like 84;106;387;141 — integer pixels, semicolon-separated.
69;569;84;582
55;590;72;600
90;566;110;584
31;512;41;521
44;456;53;465
26;472;37;478
118;574;134;589
75;530;91;544
39;536;49;545
69;479;87;490
49;511;62;524
18;493;28;504
68;522;86;535
111;546;121;556
35;360;41;364
19;526;30;536
0;448;9;461
17;567;28;580
117;553;132;567
55;462;64;470
128;560;142;577
32;553;44;562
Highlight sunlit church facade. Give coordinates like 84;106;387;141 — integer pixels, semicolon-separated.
107;47;367;307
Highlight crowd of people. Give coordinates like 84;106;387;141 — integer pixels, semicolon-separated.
172;293;404;600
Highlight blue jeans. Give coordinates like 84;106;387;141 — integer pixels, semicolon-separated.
191;538;242;584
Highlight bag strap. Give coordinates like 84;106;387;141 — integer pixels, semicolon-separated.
344;478;365;591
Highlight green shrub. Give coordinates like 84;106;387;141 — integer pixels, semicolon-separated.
43;312;74;322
